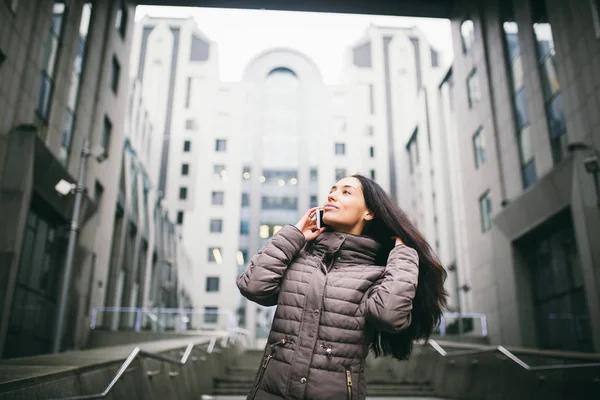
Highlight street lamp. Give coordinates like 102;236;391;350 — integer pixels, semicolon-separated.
52;140;106;353
567;141;600;207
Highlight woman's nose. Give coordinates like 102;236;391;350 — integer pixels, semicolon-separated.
328;192;336;202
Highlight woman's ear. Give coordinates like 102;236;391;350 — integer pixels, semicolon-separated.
364;210;374;221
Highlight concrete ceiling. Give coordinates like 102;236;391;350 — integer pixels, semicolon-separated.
136;0;455;19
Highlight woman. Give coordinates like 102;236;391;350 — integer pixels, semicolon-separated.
237;175;448;400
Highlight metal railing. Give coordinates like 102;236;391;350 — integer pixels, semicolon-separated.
48;330;249;400
89;307;238;335
428;339;600;371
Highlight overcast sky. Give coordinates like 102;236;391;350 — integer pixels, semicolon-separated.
135;6;453;84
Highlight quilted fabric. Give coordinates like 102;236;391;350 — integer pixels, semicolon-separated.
237;225;419;400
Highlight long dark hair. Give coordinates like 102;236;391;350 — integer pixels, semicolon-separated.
353;174;448;360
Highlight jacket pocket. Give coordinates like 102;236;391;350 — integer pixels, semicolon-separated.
345;369;353;400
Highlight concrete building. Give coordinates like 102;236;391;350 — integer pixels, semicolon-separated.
340;25;460;311
99;77;196;334
443;0;600;352
129;17;456;344
130;16;242;331
0;0;136;358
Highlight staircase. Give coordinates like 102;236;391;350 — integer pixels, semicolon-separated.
212;349;436;397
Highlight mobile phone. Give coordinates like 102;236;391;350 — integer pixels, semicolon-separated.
316;209;325;229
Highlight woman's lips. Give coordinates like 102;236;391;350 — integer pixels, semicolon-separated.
323;205;338;210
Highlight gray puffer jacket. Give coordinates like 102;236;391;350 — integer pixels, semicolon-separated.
237;225;419;400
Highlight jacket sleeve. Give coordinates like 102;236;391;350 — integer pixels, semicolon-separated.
237;225;305;307
365;244;419;333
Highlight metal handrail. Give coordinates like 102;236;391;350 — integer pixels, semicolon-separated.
48;335;230;400
428;339;600;371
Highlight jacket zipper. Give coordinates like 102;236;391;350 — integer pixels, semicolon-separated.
346;369;353;400
249;339;288;399
249;354;273;399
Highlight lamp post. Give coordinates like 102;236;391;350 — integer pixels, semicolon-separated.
52;139;105;353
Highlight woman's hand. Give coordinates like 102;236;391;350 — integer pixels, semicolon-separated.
392;236;404;247
295;207;326;241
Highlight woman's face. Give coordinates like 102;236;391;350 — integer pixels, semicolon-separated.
322;177;373;235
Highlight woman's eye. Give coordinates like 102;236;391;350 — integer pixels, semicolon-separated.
343;190;351;195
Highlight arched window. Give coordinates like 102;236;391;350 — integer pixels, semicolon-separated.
262;66;300;164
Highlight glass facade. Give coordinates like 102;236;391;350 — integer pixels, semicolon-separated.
59;2;91;165
532;0;568;163
503;4;538;189
36;2;66;138
4;197;66;358
518;211;592;352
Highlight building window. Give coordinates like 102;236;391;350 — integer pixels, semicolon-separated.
183;140;191;152
240;220;250;235
181;163;189;176
215;139;227;152
6;0;18;12
262;196;298;210
310;195;318;208
310;168;318;182
176;211;184;225
110;56;120;94
365;125;374;136
205;277;220;293
100;116;112;158
259;225;270;239
369;146;375;158
517;210;593;353
407;129;419;174
59;2;92;165
461;19;474;53
35;2;67;129
185;77;191;108
190;34;210;62
335;143;346;155
94;180;104;205
242;166;251;179
370;169;376;180
241;193;249;207
204;306;218;323
209;218;223;233
503;4;536;189
213;164;226;179
430;47;439;67
335;168;347;181
472;127;487;168
212;191;224;205
467;69;480;108
179;187;188;200
368;84;375;114
592;0;600;38
532;0;567;164
479;191;492;233
115;1;127;39
185;119;196;130
208;247;222;263
519;126;537;188
5;207;63;358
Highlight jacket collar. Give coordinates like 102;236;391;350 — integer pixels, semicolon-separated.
311;230;382;265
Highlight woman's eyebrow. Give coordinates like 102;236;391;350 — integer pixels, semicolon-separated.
330;185;355;190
